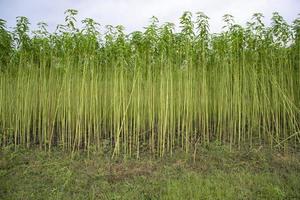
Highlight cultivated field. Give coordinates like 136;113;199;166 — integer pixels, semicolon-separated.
0;10;299;199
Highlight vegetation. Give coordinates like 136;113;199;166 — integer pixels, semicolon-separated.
1;145;300;199
0;10;300;158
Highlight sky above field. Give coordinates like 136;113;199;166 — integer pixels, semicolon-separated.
0;0;299;33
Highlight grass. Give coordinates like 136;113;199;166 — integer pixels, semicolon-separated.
1;144;300;199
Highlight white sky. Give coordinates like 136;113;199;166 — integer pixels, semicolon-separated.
0;0;299;34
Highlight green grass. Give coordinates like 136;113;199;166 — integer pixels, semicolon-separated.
1;145;300;199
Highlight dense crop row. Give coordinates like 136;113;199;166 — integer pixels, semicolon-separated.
0;10;299;157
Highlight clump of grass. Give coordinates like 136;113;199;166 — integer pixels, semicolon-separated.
0;10;299;158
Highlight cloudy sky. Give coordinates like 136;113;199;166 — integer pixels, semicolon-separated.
0;0;299;33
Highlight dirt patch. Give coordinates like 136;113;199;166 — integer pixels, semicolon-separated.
105;161;157;183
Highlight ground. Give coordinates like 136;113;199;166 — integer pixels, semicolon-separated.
0;144;300;200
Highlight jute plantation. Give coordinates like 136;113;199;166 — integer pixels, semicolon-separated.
0;10;299;158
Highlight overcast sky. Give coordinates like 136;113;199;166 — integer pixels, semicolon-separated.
0;0;299;34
